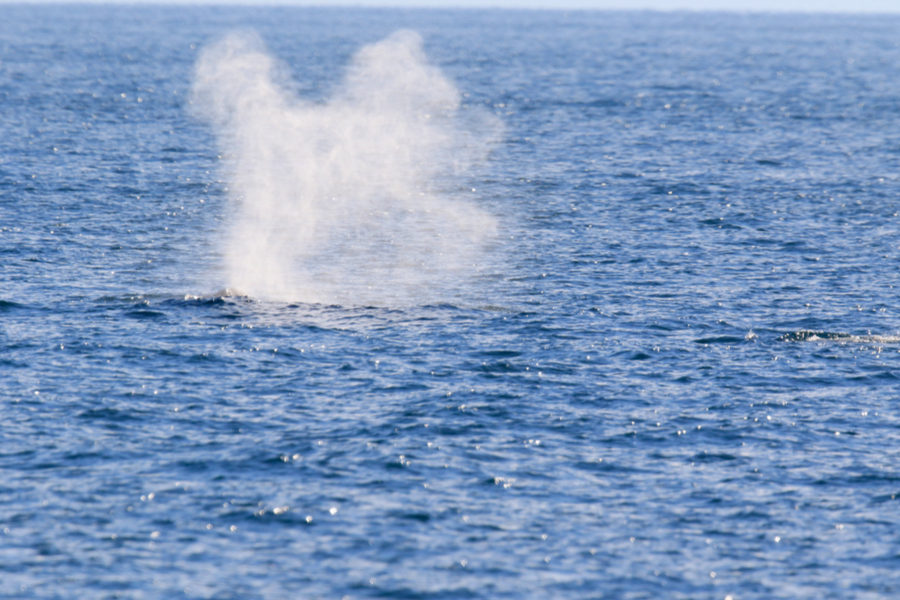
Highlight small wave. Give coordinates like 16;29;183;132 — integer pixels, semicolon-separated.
779;330;900;343
693;335;747;344
181;288;248;300
162;289;253;306
0;299;27;312
124;309;166;320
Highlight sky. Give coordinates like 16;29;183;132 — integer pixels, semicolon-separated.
11;0;900;11
268;0;899;10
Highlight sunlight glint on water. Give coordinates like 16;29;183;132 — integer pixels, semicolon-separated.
2;7;900;600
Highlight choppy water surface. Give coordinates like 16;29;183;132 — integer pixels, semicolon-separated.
3;7;900;599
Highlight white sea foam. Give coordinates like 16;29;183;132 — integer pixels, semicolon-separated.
191;30;500;305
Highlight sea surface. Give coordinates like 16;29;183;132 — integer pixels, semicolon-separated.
3;6;900;599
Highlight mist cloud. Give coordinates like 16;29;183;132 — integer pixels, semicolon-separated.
191;30;499;305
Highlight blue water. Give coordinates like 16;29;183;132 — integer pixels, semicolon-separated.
3;6;900;599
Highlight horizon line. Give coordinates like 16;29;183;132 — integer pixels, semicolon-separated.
2;1;900;13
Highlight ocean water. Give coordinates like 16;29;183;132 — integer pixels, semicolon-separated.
3;6;900;599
